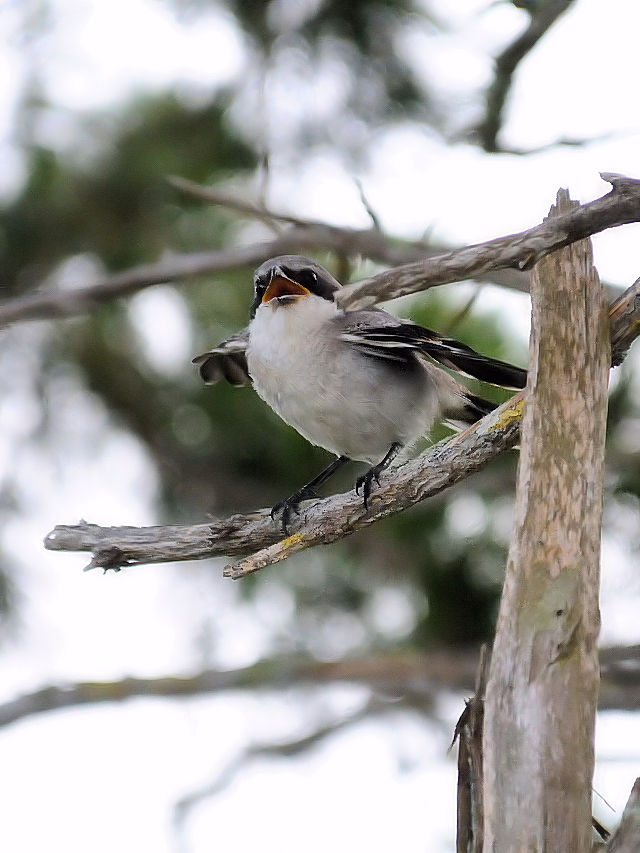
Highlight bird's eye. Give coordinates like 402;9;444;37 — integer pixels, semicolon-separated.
292;269;318;289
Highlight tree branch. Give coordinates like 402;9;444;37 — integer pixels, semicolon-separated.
2;173;635;328
169;175;621;300
44;392;524;573
609;274;640;366
173;694;395;825
339;173;640;310
0;226;381;327
474;0;576;153
2;644;640;730
43;266;640;575
608;779;640;853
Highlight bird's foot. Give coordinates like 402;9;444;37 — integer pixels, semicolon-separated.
270;486;319;534
355;466;383;510
355;443;402;510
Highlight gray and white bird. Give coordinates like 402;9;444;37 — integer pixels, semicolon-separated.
193;255;526;530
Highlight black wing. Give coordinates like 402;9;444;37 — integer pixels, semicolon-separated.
192;328;250;386
340;316;527;390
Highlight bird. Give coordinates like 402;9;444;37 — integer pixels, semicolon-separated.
193;255;527;531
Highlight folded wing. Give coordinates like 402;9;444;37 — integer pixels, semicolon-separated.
339;314;527;390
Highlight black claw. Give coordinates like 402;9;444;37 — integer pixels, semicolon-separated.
354;443;402;512
270;486;318;534
355;470;377;510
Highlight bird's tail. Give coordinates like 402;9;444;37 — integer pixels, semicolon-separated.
441;390;500;431
461;392;498;422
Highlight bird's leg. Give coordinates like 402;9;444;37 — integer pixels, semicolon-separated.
271;456;351;533
355;442;402;510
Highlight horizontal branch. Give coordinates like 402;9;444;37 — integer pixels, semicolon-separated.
44;268;640;576
3;174;634;328
2;643;639;729
45;393;524;573
170;174;623;302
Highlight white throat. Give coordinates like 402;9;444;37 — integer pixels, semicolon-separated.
248;295;338;360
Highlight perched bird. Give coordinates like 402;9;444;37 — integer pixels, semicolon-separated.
193;255;526;531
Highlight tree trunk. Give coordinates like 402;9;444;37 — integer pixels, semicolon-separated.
483;189;610;851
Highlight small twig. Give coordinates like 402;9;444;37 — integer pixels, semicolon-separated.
167;175;313;230
355;178;382;231
444;284;484;334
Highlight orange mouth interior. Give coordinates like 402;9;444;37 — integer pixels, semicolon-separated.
262;275;310;303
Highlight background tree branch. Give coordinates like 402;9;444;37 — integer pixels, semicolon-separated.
1;174;635;329
608;779;640;852
474;0;576;153
2;643;640;730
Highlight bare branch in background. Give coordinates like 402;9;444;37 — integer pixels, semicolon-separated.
173;694;395;831
474;0;576;152
489;131;629;158
2;644;640;730
0;227;379;327
2;173;635;328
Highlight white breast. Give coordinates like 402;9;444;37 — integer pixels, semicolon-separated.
247;297;440;462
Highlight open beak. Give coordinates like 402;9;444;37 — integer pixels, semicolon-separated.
262;275;310;304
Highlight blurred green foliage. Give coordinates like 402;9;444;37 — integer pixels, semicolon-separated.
2;93;255;289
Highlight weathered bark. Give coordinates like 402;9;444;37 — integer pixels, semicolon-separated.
455;646;489;853
608;778;640;852
44;396;523;572
483;190;610;850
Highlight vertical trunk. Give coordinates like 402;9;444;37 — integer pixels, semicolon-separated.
483;189;610;851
